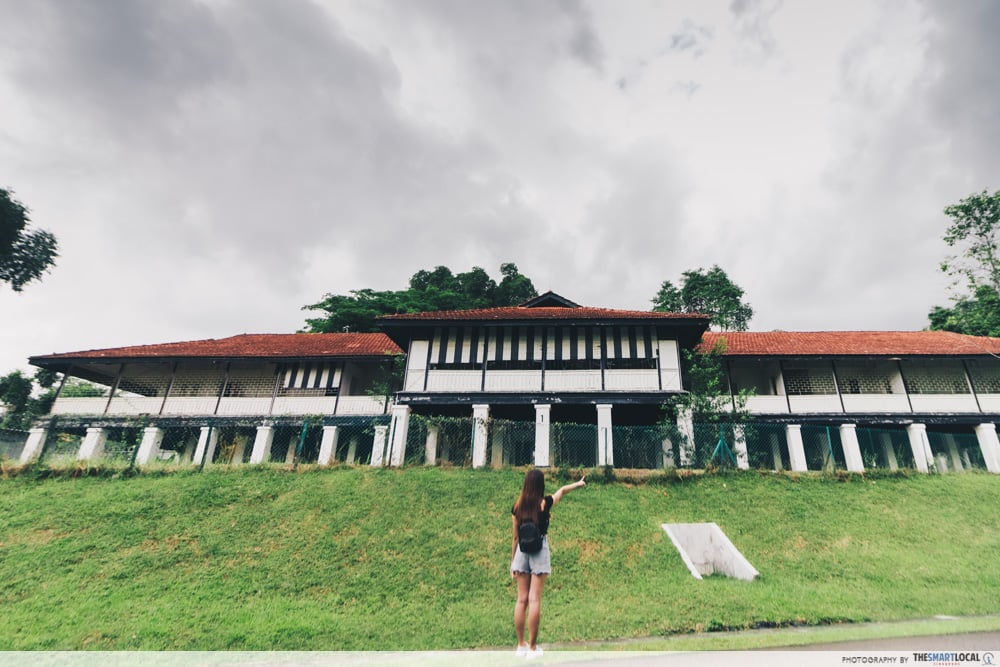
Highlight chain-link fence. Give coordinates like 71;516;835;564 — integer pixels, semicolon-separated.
11;417;998;474
0;428;28;461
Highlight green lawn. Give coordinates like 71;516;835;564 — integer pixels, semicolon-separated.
0;465;997;650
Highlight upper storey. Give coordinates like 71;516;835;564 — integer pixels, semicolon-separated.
378;292;711;400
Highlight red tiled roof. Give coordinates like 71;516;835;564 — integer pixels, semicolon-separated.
30;333;402;362
700;331;1000;356
379;306;708;322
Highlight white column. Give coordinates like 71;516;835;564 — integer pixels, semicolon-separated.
472;404;489;469
596;404;613;467
20;427;48;463
318;426;340;466
839;424;865;473
906;423;931;473
424;425;439;465
733;425;749;470
388;405;411;467
786;425;808;472
346;436;358;465
249;424;275;464
136;427;164;465
534;405;551;467
879;433;899;470
943;434;964;473
193;426;218;466
660;436;675;469
370;424;389;466
490;425;504;469
768;432;783;470
676;408;694;467
974;423;1000;473
78;427;108;462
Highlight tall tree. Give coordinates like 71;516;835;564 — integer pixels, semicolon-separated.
302;263;537;333
652;265;753;331
0;188;59;291
929;189;1000;337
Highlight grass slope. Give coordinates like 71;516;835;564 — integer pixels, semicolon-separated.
0;466;997;650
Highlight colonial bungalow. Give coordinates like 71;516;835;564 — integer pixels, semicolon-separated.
16;292;1000;474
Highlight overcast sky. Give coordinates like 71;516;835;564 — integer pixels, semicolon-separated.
1;0;998;375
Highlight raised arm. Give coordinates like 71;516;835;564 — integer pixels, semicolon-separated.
551;477;586;505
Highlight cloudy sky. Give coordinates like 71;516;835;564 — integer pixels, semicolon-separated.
1;0;998;375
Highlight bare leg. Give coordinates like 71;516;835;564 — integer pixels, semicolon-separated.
527;573;547;649
514;573;530;648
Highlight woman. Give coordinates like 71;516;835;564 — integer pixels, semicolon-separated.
510;469;586;657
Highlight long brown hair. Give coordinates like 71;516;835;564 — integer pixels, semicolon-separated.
514;469;545;525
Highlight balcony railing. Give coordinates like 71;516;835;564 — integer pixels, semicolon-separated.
50;394;390;418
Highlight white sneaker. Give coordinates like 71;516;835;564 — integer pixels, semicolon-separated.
515;644;529;657
526;646;543;659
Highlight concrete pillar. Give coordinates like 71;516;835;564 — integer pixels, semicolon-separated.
534;405;551;467
318;425;340;466
974;423;1000;473
596;404;613;467
370;424;389;467
193;426;218;466
906;423;932;473
879;433;899;470
388;405;411;467
943;434;964;473
136;427;164;465
20;427;49;463
490;423;504;469
471;405;489;469
249;424;275;464
733;425;749;470
660;437;675;468
839;424;865;473
424;424;439;465
346;437;358;465
676;408;694;467
768;432;783;471
78;427;108;462
786;425;808;472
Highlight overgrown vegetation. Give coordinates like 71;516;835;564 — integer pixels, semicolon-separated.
1;466;997;650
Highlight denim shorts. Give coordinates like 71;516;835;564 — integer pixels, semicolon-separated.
510;536;551;575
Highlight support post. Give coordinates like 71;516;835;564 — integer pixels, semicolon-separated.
78;427;108;462
839;424;865;473
193;425;218;467
318;425;340;466
943;434;964;473
786;424;808;472
249;424;275;464
388;405;411;467
472;404;489;469
136;427;164;465
534;405;551;467
20;427;49;463
879;433;899;470
906;423;932;473
732;425;749;470
424;424;439;466
370;424;389;467
596;404;613;467
974;423;1000;473
676;408;694;467
768;432;783;471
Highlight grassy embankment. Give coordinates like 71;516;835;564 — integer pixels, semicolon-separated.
0;465;998;650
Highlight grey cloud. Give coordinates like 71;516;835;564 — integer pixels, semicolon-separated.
729;0;782;63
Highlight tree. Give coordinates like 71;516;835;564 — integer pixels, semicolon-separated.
652;265;754;331
302;263;537;333
928;189;1000;337
0;369;58;430
0;188;59;291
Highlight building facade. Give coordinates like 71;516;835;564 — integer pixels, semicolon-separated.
16;294;1000;474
